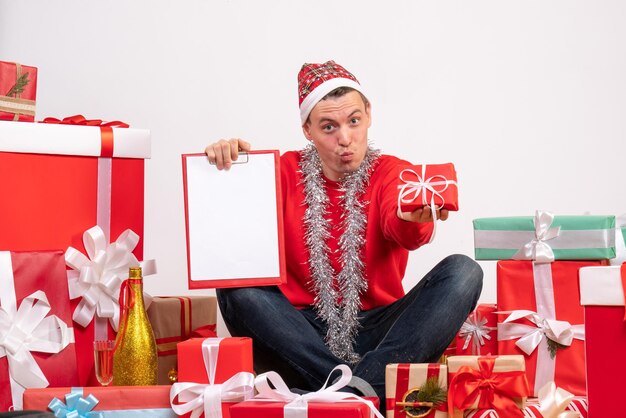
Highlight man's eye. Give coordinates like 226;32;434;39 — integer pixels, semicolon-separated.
351;118;360;124
322;125;334;132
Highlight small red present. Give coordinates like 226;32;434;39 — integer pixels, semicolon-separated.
173;337;255;418
579;264;626;418
0;251;78;411
23;386;173;415
447;355;530;418
231;365;382;418
456;304;498;356
0;61;37;121
496;260;602;396
177;337;253;384
396;163;458;214
171;372;254;418
147;296;217;384
385;363;447;418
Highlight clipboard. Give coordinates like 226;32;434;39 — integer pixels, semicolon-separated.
182;150;286;289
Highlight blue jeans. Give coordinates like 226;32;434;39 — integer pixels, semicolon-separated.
217;254;483;405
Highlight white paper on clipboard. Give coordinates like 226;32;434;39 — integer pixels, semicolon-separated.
183;151;284;287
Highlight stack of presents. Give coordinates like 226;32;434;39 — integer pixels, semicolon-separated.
1;60;625;417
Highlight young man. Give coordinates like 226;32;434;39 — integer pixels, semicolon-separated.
205;61;483;402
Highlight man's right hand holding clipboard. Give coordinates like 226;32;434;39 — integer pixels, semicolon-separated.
205;138;251;171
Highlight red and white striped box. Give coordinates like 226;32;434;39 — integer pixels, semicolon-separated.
385;363;448;418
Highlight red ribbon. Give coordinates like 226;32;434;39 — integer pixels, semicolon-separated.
112;278;140;353
41;114;129;158
190;324;217;338
448;356;530;418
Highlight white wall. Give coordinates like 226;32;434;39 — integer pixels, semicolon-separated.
1;1;625;309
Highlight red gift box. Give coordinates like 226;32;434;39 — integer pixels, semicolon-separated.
385;363;447;418
230;398;380;418
171;374;254;418
0;251;78;411
173;337;255;418
0;119;151;386
579;264;626;417
0;61;37;121
23;385;174;415
496;260;602;396
177;337;254;383
456;304;498;356
397;163;458;214
232;365;382;418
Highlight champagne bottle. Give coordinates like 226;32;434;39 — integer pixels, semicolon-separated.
112;266;158;385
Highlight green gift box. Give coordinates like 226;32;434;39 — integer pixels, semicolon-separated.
473;210;615;261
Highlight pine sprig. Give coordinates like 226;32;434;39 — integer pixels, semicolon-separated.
6;72;30;97
401;377;448;418
547;338;568;359
415;377;447;406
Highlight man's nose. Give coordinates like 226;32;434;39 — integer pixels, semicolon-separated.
337;126;351;146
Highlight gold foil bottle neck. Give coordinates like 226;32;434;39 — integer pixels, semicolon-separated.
129;266;142;279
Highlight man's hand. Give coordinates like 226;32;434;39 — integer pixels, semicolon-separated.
398;207;449;223
204;138;252;170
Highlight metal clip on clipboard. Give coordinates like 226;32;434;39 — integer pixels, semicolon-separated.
208;152;249;165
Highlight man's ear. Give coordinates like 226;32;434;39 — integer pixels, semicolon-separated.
302;121;313;141
365;102;372;128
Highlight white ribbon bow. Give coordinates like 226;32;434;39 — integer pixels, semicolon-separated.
513;210;561;263
396;166;457;243
459;311;497;355
170;372;255;418
65;226;156;331
170;338;255;418
536;382;580;418
254;364;384;418
0;290;74;409
497;310;584;355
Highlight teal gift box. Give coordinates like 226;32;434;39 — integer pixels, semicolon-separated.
473;211;615;261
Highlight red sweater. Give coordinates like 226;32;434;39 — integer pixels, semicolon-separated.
279;151;434;310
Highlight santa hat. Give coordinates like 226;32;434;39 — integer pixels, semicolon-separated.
297;60;366;125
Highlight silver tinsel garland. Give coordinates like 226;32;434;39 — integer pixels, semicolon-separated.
299;144;380;364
